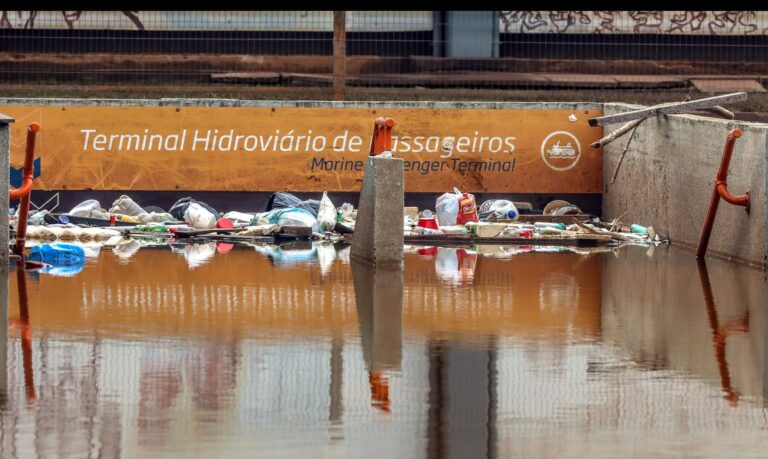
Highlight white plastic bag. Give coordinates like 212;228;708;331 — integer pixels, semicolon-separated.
69;199;102;217
317;192;337;232
265;208;321;233
109;195;145;217
183;202;217;229
436;189;461;226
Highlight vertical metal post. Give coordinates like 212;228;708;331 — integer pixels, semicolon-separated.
333;11;347;101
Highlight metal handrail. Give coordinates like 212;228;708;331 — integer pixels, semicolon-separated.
696;128;751;259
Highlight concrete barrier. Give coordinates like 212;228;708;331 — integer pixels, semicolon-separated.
351;156;405;267
0;114;11;265
602;103;768;268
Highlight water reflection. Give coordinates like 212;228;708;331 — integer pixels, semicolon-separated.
0;244;767;457
352;261;403;412
697;260;749;406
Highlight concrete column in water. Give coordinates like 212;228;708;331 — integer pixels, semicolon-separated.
0;114;11;265
0;114;11;405
351;156;404;267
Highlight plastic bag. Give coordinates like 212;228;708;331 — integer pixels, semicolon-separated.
69;199;102;217
169;197;219;221
266;191;320;217
264;207;320;233
184;202;217;229
436;188;478;226
436;191;460;226
478;199;519;221
110;195;145;217
28;243;86;266
317;192;337;232
182;242;216;269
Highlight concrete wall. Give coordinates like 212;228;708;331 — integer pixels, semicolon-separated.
0;114;10;265
602;103;768;267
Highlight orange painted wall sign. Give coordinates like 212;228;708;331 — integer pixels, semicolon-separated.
2;105;603;193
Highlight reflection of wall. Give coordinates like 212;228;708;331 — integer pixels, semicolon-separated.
10;249;601;341
602;245;766;399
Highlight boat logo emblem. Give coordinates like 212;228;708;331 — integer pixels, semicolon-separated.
540;131;581;172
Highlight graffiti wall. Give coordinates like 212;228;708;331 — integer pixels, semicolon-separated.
0;11;433;32
500;11;768;35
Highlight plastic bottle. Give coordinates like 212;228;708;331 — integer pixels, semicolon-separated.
534;222;567;230
630;224;648;235
414;226;444;236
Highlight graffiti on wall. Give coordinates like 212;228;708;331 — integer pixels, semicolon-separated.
499;11;768;35
0;11;432;32
0;11;144;30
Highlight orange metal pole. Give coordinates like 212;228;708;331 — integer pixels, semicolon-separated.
696;128;750;259
369;116;395;156
11;123;40;257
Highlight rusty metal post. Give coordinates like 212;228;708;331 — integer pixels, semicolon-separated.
12;123;40;258
333;11;347;101
696;128;751;259
369;117;395;156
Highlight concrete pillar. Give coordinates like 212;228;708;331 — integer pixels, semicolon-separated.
0;114;11;266
0;114;8;408
352;260;403;372
351;156;404;268
440;11;500;58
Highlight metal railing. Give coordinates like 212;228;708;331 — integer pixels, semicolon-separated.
0;11;767;100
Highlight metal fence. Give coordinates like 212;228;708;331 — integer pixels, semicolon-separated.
1;11;767;101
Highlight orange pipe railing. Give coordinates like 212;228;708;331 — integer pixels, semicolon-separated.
369;116;395;156
11;123;40;257
696;128;750;259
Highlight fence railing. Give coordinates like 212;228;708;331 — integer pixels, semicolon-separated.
1;11;767;99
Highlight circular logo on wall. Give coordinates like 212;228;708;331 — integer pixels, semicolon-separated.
540;131;582;172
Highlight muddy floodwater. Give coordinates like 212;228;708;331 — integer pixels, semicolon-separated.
1;242;767;458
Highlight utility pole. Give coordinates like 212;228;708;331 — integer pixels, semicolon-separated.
333;11;347;101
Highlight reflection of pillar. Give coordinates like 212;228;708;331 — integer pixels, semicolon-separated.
426;338;497;459
352;260;403;412
329;336;343;424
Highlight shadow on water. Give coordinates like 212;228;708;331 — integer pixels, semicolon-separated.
0;243;767;456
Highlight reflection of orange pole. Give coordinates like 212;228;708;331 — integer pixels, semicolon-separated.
12;123;41;257
369;117;395;156
369;370;390;412
697;260;747;406
15;261;36;403
696;128;750;259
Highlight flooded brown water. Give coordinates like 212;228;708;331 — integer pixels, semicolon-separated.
1;242;767;458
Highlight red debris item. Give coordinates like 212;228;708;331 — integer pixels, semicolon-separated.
109;215;117;226
369;116;395;156
417;216;438;230
519;229;534;238
417;246;437;258
455;192;479;225
216;217;234;229
216;242;234;253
